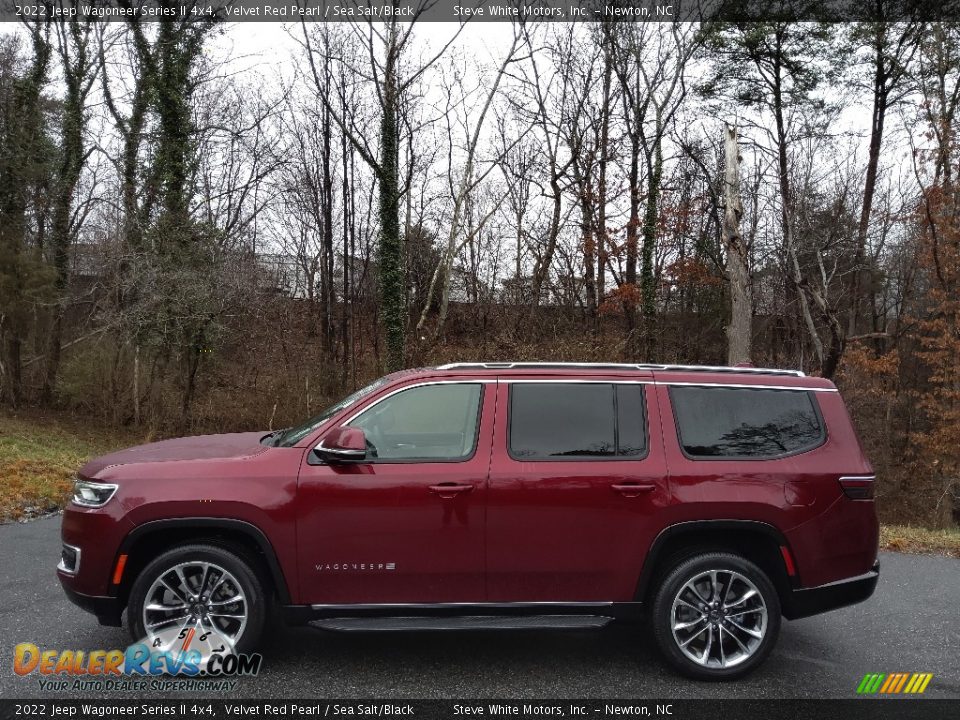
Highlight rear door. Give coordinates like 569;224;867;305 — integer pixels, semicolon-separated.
485;375;670;602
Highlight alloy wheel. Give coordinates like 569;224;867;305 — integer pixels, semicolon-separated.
670;569;768;669
141;560;248;652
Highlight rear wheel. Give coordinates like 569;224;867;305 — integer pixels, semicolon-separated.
128;544;267;655
651;552;781;680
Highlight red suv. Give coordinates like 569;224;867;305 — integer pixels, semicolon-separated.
58;363;878;679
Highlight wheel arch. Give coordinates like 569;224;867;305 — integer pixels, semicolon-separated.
115;518;292;608
635;520;796;608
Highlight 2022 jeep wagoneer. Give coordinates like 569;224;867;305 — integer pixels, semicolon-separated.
58;362;879;679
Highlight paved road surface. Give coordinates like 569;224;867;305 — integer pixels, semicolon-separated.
1;516;957;699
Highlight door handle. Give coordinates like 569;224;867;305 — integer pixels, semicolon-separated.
429;483;474;499
611;482;656;498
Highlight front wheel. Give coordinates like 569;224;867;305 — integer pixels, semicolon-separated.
127;544;267;656
651;552;781;680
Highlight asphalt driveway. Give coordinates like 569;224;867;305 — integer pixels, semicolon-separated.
1;515;958;699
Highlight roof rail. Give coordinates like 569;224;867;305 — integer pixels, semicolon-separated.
434;362;805;378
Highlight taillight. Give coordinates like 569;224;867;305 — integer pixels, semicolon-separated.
839;475;875;500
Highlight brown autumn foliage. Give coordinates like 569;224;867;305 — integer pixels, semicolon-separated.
907;184;960;527
837;171;960;528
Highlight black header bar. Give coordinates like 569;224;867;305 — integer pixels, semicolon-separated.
0;699;957;720
1;0;957;23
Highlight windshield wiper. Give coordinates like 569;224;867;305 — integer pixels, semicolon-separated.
262;428;290;447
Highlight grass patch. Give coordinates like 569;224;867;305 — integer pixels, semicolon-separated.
880;524;960;559
0;411;140;522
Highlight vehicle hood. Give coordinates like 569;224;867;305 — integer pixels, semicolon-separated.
79;431;269;478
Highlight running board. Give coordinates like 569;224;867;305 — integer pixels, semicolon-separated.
310;614;614;632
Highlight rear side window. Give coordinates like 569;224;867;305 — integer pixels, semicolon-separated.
509;383;647;460
670;386;825;459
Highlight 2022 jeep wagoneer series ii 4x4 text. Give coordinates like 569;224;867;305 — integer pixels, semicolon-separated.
58;362;879;679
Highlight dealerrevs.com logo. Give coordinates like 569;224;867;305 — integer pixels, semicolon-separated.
13;635;262;692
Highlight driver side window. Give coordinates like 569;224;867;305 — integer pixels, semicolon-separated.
347;383;483;462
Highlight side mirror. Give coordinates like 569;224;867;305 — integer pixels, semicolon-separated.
315;426;367;463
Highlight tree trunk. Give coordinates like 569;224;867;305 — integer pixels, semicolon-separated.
722;125;752;365
133;343;140;426
581;185;597;320
321;94;335;354
529;174;562;313
340;109;352;381
623;131;641;345
849;28;890;337
180;343;201;432
640;125;662;358
773;74;823;371
42;35;89;404
596;27;613;307
378;25;405;372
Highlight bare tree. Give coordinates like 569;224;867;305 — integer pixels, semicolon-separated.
511;22;577;315
415;26;524;337
846;15;922;336
300;5;466;371
42;14;98;403
722;124;751;364
614;22;698;357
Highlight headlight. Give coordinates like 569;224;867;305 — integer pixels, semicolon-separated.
72;479;118;508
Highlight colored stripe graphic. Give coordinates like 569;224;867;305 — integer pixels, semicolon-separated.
858;673;933;694
857;674;885;694
879;674;897;693
893;673;909;693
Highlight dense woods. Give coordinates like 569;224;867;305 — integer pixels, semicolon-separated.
0;12;958;528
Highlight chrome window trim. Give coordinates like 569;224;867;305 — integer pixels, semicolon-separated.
338;379;493;427
57;543;81;575
499;379;651;384
838;475;876;482
662;381;837;393
476;378;828;392
492;378;830;391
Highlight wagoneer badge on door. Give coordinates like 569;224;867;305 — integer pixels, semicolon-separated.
315;562;397;572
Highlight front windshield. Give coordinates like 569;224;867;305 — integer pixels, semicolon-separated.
272;377;390;447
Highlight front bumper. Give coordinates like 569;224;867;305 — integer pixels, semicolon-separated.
58;502;134;626
782;561;879;620
59;579;123;627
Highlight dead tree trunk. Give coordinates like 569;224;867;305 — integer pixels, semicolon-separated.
722;125;752;365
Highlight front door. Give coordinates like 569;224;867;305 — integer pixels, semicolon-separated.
296;380;494;604
486;376;669;602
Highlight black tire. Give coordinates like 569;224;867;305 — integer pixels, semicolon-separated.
127;543;267;654
651;552;781;680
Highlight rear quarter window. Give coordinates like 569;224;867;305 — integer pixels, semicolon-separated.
669;386;825;459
